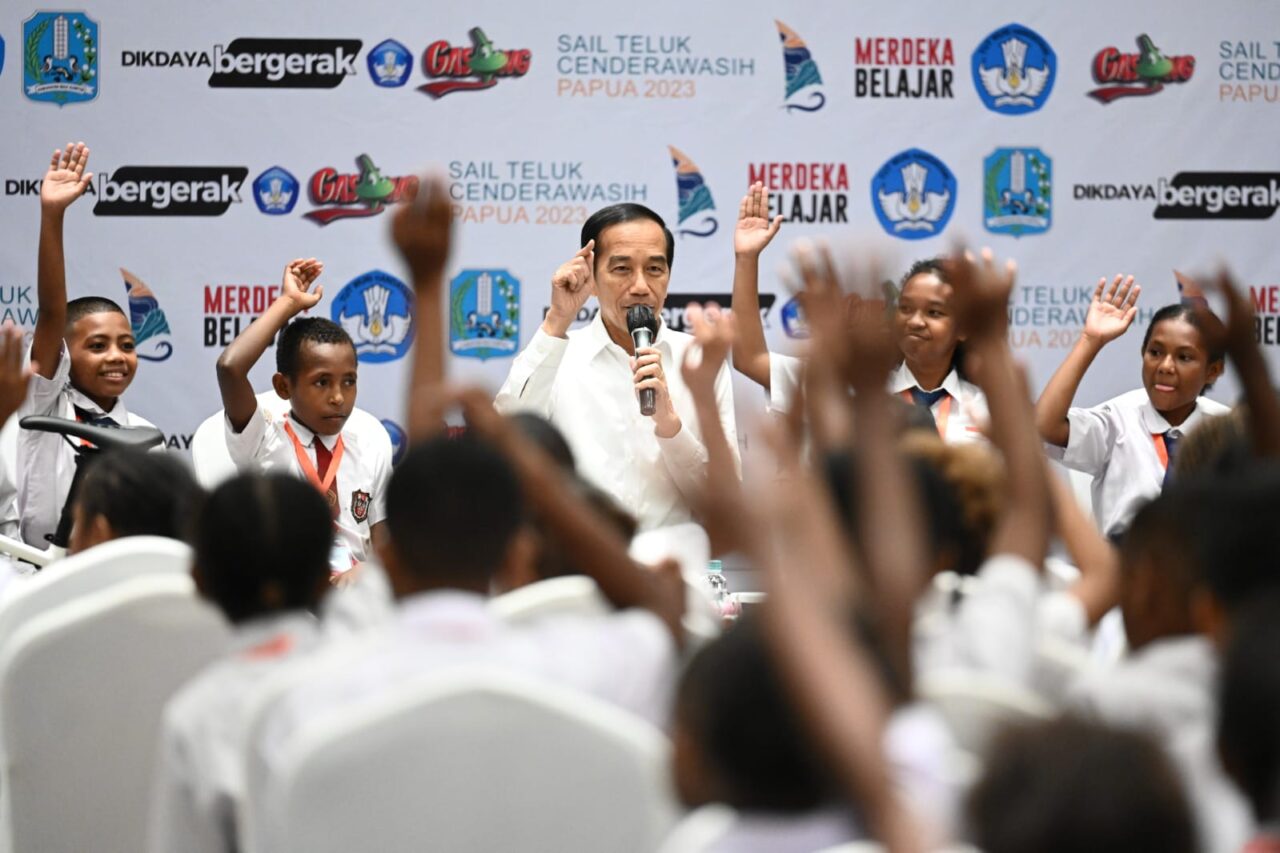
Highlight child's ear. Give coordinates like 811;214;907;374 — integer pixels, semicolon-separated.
1205;358;1226;388
271;372;292;400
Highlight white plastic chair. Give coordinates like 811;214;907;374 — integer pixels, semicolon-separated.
245;667;679;853
0;573;230;853
490;574;609;626
0;536;194;653
816;845;981;853
654;804;736;852
191;390;388;489
917;670;1054;756
0;417;19;540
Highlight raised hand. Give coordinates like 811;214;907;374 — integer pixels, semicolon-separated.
0;323;34;425
733;181;783;257
680;302;735;401
281;258;324;312
543;240;596;337
41;142;93;213
944;247;1018;344
1194;269;1253;359
1082;274;1140;346
392;175;452;288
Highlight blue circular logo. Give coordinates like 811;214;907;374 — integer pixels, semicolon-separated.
368;39;412;88
780;297;810;339
380;419;407;465
870;148;956;241
330;270;415;364
252;166;300;215
972;24;1056;115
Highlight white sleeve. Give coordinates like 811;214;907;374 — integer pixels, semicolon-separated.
224;406;273;472
147;718;234;853
493;328;569;418
1055;404;1118;476
367;435;392;530
951;553;1042;683
768;353;805;415
19;342;70;419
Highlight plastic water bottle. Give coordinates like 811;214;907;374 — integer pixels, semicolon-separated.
705;559;740;620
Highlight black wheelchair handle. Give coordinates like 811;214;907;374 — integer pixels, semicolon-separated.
19;416;165;453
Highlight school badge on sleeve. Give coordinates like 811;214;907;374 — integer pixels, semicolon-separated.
350;489;372;523
23;12;98;105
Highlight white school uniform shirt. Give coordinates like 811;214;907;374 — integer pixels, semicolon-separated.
16;342;156;547
224;406;391;564
257;590;677;774
494;312;739;531
768;355;989;444
148;610;323;853
1048;388;1230;539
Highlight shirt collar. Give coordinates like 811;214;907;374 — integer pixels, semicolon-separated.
1138;396;1208;436
584;310;674;360
230;610;321;658
67;385;128;420
286;412;341;451
397;590;498;638
888;362;962;398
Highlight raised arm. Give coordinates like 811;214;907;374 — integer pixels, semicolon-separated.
1200;270;1280;458
0;324;34;425
1034;275;1140;446
730;181;783;389
391;176;453;442
34;142;94;379
216;259;322;432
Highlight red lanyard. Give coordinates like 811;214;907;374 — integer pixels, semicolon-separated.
1152;433;1170;470
282;419;345;502
901;389;952;440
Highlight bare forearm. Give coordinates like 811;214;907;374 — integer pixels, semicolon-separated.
408;281;446;441
33;209;69;377
1233;343;1280;457
1035;335;1102;447
730;254;772;389
216;298;298;429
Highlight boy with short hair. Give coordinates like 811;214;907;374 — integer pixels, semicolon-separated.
215;258;392;572
19;142;157;547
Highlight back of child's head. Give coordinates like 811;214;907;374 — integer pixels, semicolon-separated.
276;317;355;379
899;434;1004;575
1116;494;1200;648
190;473;332;624
65;296;126;331
969;716;1196;853
508;412;576;472
72;449;202;547
674;617;835;813
1173;407;1252;478
1218;593;1280;825
384;435;525;592
534;476;635;581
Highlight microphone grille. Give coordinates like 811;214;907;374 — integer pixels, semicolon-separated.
626;304;657;333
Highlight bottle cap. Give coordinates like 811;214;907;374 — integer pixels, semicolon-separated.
707;559;723;573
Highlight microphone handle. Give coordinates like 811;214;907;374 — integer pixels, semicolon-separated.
632;329;657;416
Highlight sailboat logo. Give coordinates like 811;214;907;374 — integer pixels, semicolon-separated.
120;268;174;362
775;20;825;113
668;146;718;238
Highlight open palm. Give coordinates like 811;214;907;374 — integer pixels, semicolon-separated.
734;181;782;256
41;143;92;211
1084;275;1140;344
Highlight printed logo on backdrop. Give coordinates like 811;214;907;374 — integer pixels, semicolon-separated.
0;285;37;327
1218;39;1280;103
449;269;519;360
748;162;849;224
1173;270;1208;309
368;39;411;87
420;27;530;98
448;159;646;226
203;282;279;347
253;166;299;215
120;269;173;361
972;24;1055;115
1;34;6;78
871;148;956;240
775;20;824;112
304;155;417;225
380;419;407;465
669;146;718;238
1248;283;1280;347
781;297;808;338
1009;284;1155;351
120;38;361;88
983;148;1051;237
555;31;754;99
855;36;955;98
5;176;96;198
331;270;414;364
23;12;98;105
1089;34;1194;103
1074;173;1280;220
92;167;248;216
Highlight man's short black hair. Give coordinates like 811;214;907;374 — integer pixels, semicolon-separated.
580;203;674;270
385;435;525;586
189;473;333;624
1218;593;1280;823
676;617;836;813
65;296;126;329
75;448;203;541
276;317;356;378
969;716;1195;853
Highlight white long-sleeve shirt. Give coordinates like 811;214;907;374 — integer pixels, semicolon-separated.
495;313;739;530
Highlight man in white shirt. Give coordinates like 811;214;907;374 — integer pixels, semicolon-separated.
495;203;739;530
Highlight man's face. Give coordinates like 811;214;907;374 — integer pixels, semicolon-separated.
66;311;138;409
593;219;671;339
275;341;358;436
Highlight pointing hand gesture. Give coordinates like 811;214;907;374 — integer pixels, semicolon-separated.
543;240;596;337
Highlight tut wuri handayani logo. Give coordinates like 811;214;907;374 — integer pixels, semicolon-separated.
984;148;1051;237
254;166;299;215
972;24;1056;114
871;148;956;240
23;12;98;105
450;269;519;360
331;270;414;364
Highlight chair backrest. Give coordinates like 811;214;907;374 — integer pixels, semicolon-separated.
248;667;678;853
0;417;19;539
918;669;1054;756
490;575;610;626
0;574;230;853
191;391;388;490
0;536;194;654
654;804;736;853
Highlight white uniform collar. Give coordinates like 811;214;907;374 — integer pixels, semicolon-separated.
1138;396;1209;436
67;385;129;420
584;310;673;359
397;590;497;636
230;610;321;657
888;361;962;397
286;411;342;451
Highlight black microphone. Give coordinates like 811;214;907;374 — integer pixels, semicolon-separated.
627;305;659;416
